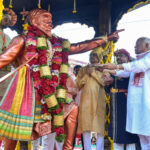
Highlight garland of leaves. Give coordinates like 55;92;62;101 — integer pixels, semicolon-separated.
25;25;69;142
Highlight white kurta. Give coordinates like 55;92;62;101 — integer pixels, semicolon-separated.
116;52;150;136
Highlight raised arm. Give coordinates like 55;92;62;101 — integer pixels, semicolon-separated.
0;35;25;69
69;38;106;55
69;31;119;55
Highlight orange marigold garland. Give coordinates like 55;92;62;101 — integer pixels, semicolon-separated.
25;25;69;142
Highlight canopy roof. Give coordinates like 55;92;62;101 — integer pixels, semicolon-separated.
3;0;150;35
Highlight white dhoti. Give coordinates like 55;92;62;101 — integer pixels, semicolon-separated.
113;143;136;150
83;131;104;150
33;138;41;150
42;133;64;150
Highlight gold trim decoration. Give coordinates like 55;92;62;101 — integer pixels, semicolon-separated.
40;65;51;77
45;94;58;108
57;89;66;99
9;0;13;8
72;0;77;13
54;115;64;126
37;37;47;48
128;0;150;12
38;0;41;8
60;64;69;74
110;88;118;93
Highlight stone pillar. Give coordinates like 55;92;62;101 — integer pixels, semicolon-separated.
98;0;111;35
98;2;112;150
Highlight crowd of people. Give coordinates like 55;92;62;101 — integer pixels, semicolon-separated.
0;7;150;150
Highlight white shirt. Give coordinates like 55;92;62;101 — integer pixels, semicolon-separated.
116;51;150;136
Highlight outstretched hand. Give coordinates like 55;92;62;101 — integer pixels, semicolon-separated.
103;69;116;75
102;63;117;70
96;63;117;71
102;72;113;85
108;29;125;42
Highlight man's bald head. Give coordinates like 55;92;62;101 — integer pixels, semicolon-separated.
135;37;150;54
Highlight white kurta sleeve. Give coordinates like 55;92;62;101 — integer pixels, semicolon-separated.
122;52;150;73
116;70;130;78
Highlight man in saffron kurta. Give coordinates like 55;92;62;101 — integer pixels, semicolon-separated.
102;37;150;150
0;8;118;150
76;47;110;150
77;65;105;135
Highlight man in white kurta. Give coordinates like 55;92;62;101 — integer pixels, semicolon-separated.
116;51;150;136
102;37;150;150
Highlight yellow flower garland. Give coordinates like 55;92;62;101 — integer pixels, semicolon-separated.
0;0;4;23
9;0;13;8
38;0;41;8
22;23;29;31
72;0;77;13
98;41;115;150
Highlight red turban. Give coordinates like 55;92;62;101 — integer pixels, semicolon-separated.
115;49;130;58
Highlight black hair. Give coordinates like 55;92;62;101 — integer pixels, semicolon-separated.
74;65;82;71
73;65;82;76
